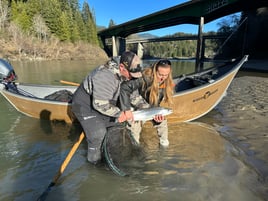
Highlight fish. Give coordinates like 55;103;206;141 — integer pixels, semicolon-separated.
132;107;173;121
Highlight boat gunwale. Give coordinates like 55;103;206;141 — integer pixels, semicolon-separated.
173;55;248;97
0;84;75;106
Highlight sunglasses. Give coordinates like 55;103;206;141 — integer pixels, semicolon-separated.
157;59;171;66
128;64;142;73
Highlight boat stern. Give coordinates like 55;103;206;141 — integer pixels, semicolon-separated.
0;59;17;83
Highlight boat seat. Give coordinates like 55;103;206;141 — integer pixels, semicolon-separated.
175;69;217;92
44;90;73;102
175;76;196;92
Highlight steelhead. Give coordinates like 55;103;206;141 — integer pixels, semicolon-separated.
132;107;173;121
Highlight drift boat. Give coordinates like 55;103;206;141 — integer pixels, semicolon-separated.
0;55;248;123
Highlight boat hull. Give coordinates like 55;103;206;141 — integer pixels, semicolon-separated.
164;55;248;122
0;84;76;123
166;68;236;122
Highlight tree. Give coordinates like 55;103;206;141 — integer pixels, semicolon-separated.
0;0;9;30
108;19;116;27
71;10;85;42
58;11;71;41
82;1;98;44
10;1;32;31
32;14;49;41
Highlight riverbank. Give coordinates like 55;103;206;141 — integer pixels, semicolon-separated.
0;38;108;62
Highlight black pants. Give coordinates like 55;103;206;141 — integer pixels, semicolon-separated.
72;85;116;162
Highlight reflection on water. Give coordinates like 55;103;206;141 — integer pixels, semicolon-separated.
11;59;106;84
0;60;267;201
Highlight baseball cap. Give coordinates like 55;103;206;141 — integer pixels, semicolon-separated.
120;51;142;78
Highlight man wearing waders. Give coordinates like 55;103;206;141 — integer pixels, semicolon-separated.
72;51;143;164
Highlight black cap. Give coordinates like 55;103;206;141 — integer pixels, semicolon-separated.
120;51;135;69
120;51;142;78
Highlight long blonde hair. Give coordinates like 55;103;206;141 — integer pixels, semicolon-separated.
142;60;174;106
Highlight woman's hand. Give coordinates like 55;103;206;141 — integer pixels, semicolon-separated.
153;114;165;123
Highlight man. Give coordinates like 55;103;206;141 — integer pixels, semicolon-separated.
71;51;142;164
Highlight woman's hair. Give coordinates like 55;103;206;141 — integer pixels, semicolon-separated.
142;60;173;106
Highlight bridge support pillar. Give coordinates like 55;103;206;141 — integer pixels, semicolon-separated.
112;36;126;56
195;16;204;72
137;42;144;58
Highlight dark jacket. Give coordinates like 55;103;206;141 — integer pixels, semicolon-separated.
120;74;165;111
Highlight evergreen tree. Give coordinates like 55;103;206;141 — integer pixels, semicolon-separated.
108;19;116;27
10;1;32;32
81;1;98;45
73;10;86;41
68;0;79;12
58;11;72;41
41;0;62;38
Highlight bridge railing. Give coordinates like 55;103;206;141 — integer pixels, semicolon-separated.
103;34;228;60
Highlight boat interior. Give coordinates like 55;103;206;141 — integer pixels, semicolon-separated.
174;58;240;93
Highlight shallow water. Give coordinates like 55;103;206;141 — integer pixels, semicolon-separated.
0;60;267;201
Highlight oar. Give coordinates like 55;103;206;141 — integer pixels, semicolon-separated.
37;132;85;201
60;80;80;86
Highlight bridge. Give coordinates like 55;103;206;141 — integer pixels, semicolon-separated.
97;0;267;66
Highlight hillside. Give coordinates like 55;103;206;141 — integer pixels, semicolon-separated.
0;37;108;61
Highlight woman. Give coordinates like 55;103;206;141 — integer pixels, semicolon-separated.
120;59;174;147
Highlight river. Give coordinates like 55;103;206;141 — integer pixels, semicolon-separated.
0;59;267;201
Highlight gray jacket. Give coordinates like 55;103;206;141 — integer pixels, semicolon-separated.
81;58;122;117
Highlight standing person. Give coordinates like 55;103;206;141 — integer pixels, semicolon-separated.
120;59;174;147
71;51;142;164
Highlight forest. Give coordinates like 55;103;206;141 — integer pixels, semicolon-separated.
0;0;267;60
0;0;107;60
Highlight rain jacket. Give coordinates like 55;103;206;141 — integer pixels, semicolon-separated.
72;57;122;119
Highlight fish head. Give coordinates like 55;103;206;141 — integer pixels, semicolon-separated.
157;107;173;116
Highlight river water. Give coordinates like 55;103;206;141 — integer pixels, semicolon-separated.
0;59;267;201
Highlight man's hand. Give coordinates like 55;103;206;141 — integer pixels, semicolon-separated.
153;114;165;123
118;112;127;123
118;111;134;123
124;110;134;121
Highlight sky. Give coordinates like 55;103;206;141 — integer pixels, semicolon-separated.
81;0;236;37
